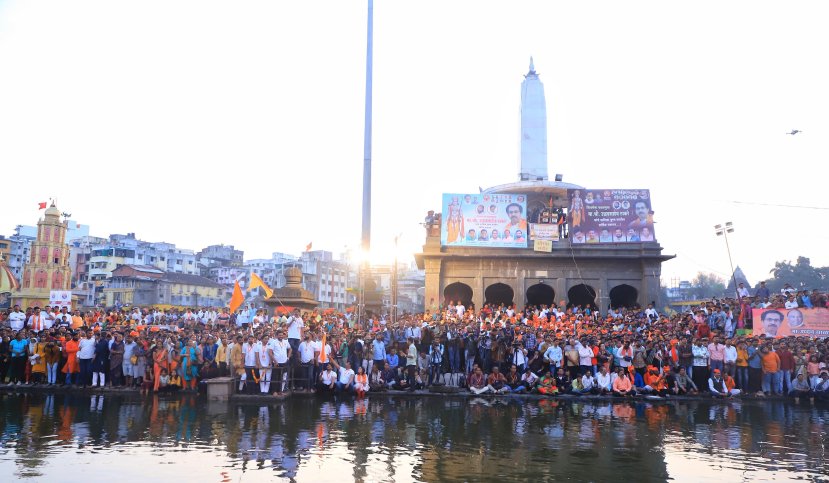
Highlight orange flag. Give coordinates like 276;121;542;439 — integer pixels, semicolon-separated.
320;332;328;363
248;272;273;298
229;281;244;314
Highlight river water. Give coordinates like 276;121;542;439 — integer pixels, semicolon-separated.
0;393;827;482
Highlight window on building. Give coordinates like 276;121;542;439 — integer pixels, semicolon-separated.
35;270;47;288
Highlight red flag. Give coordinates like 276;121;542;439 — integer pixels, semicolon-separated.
229;281;244;314
305;242;312;252
38;202;47;210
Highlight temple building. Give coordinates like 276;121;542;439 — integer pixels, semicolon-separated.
0;254;20;309
12;203;74;308
416;59;673;311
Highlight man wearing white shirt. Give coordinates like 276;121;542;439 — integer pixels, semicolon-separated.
297;334;315;390
8;305;26;331
42;306;56;330
241;335;260;394
271;331;291;393
27;307;46;333
784;296;799;309
257;334;274;394
737;283;750;299
455;303;465;317
595;366;613;395
287;311;304;358
332;359;355;393
78;332;97;387
317;362;337;394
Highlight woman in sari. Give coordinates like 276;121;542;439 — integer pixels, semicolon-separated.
152;343;169;392
180;340;200;391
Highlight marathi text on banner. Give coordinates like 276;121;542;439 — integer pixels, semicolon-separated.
533;240;553;252
752;307;829;338
567;189;656;244
441;193;528;248
49;290;72;309
529;223;559;241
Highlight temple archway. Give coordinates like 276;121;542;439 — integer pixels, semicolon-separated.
526;283;555;308
609;284;638;309
443;282;473;308
485;283;514;307
568;284;597;309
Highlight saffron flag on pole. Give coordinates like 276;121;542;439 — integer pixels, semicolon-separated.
229;281;244;314
248;272;273;298
320;332;328;363
305;242;312;252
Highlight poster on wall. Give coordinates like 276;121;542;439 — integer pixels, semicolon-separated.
752;308;829;338
567;189;656;244
441;193;528;248
529;223;559;241
49;290;72;309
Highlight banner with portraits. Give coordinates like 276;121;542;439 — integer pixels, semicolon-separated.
567;189;656;244
752;307;829;337
441;193;528;248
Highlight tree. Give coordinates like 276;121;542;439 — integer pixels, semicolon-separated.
761;256;829;293
689;272;726;300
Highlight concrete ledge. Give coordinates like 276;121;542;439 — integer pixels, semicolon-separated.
205;377;234;401
1;382;822;408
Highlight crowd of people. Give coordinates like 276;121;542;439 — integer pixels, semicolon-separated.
1;284;828;404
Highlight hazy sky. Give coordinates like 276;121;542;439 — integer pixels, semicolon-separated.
1;1;827;286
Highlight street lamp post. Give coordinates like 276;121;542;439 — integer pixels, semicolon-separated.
391;234;401;324
714;222;739;298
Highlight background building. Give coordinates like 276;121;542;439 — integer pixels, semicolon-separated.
416;60;673;312
13;204;74;308
102;264;226;307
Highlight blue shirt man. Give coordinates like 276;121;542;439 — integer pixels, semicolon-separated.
372;337;387;363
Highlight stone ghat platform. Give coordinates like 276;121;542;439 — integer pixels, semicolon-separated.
0;382;821;407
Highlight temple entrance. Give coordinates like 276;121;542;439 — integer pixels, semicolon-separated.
567;284;597;309
526;283;555;308
609;284;638;309
444;282;473;308
484;283;514;307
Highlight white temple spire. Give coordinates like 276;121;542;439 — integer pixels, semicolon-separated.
519;57;548;181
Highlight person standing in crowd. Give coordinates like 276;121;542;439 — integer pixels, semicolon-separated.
78;331;96;387
760;346;781;396
91;332;109;387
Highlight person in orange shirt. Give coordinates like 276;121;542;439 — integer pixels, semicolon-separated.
644;366;668;396
612;367;633;397
62;334;80;385
760;346;782;396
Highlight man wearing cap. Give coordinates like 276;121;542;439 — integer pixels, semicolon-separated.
709;369;740;397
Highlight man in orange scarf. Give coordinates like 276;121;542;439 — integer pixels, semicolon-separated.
62;334;80;385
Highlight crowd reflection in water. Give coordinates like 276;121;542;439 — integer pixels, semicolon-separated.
1;395;827;481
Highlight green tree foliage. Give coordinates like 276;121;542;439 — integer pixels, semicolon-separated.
760;256;829;292
690;272;726;299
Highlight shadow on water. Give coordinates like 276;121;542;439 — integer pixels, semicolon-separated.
1;393;828;482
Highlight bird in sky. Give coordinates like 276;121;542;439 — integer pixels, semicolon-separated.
786;129;802;135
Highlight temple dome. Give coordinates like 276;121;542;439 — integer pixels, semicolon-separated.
44;203;61;219
0;255;20;293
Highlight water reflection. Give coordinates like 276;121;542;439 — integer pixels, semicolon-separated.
0;393;827;482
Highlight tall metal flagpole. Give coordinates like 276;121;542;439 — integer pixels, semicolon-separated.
359;0;373;326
